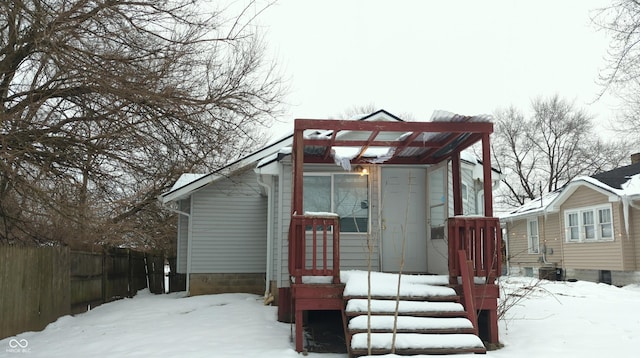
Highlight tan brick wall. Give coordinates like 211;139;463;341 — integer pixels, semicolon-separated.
189;273;265;296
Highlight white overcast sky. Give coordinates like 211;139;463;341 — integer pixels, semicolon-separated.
257;0;618;136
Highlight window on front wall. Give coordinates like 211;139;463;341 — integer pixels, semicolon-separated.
598;208;613;239
527;219;539;254
567;212;579;242
564;205;614;242
303;173;369;233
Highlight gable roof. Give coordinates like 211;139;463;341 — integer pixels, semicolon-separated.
500;190;562;220
160;109;496;204
591;162;640;189
501;162;640;221
159;134;293;204
159;110;399;204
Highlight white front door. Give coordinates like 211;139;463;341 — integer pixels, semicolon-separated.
380;167;427;273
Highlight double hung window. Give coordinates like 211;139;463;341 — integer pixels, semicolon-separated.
303;173;369;233
564;205;614;242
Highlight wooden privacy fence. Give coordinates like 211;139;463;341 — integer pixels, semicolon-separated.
70;248;164;313
0;246;167;340
0;246;70;342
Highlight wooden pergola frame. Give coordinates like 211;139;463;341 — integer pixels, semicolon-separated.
291;118;495;218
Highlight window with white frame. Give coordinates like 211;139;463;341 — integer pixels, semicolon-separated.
564;205;614;242
598;207;613;239
303;173;369;233
461;168;473;215
461;182;469;214
527;219;540;254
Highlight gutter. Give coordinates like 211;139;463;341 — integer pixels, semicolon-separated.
162;204;191;217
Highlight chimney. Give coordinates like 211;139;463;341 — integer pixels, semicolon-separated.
632;153;640;164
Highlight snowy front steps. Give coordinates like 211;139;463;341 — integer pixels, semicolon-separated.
350;333;486;356
340;272;486;356
345;302;486;356
348;315;476;334
346;299;467;317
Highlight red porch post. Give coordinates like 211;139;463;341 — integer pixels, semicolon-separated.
452;151;463;216
291;123;305;284
482;133;493;217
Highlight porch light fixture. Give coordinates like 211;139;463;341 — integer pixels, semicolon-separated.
354;165;369;176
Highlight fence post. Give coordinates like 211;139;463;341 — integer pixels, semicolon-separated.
128;249;133;297
101;249;107;305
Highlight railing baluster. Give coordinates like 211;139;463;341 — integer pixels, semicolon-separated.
322;219;327;272
312;219;317;275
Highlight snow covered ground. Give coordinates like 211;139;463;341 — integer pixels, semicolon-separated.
2;276;640;358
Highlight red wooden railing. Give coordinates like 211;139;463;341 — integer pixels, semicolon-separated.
448;216;502;283
288;213;341;284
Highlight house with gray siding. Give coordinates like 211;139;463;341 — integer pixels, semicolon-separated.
501;157;640;285
160;110;502;299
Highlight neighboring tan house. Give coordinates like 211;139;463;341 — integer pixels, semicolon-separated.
159;109;505;353
501;156;640;285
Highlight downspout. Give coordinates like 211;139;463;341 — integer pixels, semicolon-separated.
277;162;285;290
256;172;274;304
162;204;191;217
502;223;510;275
187;198;194;295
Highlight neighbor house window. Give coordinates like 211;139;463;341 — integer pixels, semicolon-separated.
527;219;540;254
567;212;579;242
303;173;369;233
461;182;469;215
598;208;612;239
461;168;474;215
564;205;614;242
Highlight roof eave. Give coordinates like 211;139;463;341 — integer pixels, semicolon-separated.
159;135;294;204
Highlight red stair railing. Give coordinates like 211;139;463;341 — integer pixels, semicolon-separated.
448;216;502;283
288;213;341;284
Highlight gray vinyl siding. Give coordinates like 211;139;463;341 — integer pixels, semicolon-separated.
279;163;292;287
560;186;624;271
190;167;267;273
176;198;190;274
277;163;380;288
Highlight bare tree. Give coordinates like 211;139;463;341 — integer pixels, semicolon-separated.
332;103;379;119
593;0;640;136
493;95;629;208
333;104;416;121
0;0;283;246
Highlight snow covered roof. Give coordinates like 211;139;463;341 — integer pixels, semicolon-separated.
591;162;640;189
159;134;293;204
500;190;562;220
161;109;497;204
169;173;207;192
501;163;640;222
